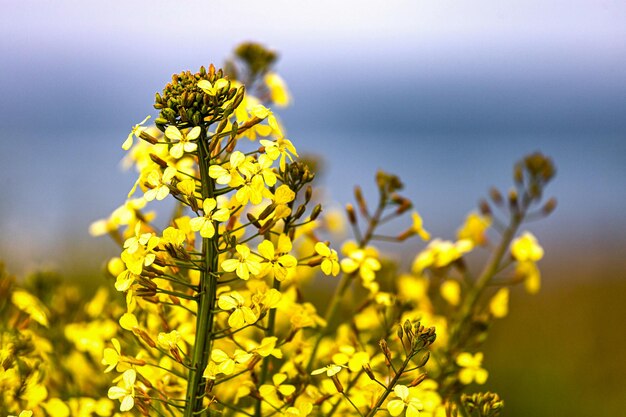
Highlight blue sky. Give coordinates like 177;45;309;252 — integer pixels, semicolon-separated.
0;0;625;275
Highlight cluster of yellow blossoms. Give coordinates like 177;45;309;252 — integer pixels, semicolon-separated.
1;44;555;417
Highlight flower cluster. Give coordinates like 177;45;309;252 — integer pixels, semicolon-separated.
1;43;556;417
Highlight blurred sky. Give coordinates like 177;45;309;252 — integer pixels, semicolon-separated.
0;0;625;278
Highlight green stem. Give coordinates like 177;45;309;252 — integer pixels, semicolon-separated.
364;355;412;417
306;197;386;373
255;279;281;417
184;133;218;417
449;213;522;350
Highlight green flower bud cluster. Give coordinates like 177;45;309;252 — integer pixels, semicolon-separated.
154;65;244;129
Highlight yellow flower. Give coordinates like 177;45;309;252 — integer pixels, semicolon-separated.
250;336;283;358
157;330;182;350
108;369;136;412
121;225;159;274
412;239;473;274
203;348;252;379
235;173;269;205
198;78;229;96
489;288;509;318
189;198;230;238
387;385;423;417
456;352;488;385
516;261;542;294
311;364;343;377
209;151;251;186
314;242;340;276
260;137;298;171
457;212;491;246
258;235;297;281
259;373;296;399
102;338;122;373
144;166;177;201
221;244;263;280
511;231;544;262
411;211;431;241
264;72;291;107
440;280;461;306
332;345;370;372
122;115;150;150
11;290;49;327
218;291;258;328
165;125;200;159
340;242;381;282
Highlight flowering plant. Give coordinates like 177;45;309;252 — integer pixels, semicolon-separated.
1;43;555;417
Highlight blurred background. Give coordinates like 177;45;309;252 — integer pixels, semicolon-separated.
1;1;625;415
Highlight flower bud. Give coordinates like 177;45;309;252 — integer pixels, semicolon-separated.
346;204;357;225
409;372;427;387
542;197;557;215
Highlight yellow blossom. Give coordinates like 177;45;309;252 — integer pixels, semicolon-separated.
387;385;423;417
108;369;136;412
412;239;473;274
516;261;542;294
456;352;488;385
102;338;122;373
190;198;231;238
311;364;343;377
314;242;340;276
122;115;150;150
261;137;298;171
489;288;509;318
198;78;229;96
11;290;49;327
440;280;461;306
340;242;381;282
511;231;544;262
264;72;291;106
218;291;258;328
143;166;177;201
411;211;431;241
221;245;263;280
258;235;297;281
165;125;200;159
457;212;491;246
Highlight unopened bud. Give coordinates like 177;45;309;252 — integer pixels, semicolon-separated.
479;199;492;216
397;325;404;341
362;363;376;380
415;351;430;368
409;373;428;387
513;163;524;185
346;204;357;225
246;213;262;228
137;330;157;348
139;130;159;144
310;204;322;221
258;219;276;235
259;204;276;220
489;187;503;205
542;197;557;215
379;339;392;362
331;374;344;393
354;186;369;217
305;185;313;204
508;189;518;210
294;204;306;220
149;154;168;168
395;198;412;215
404;320;413;339
126;357;147;366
